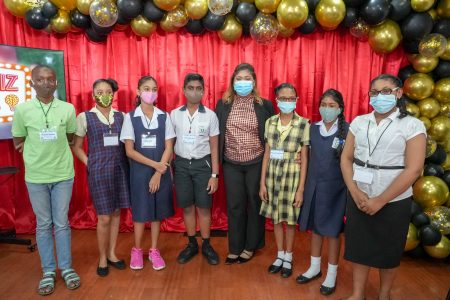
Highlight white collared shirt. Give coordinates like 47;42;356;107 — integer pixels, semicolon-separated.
316;119;339;137
350;109;426;202
120;105;176;142
170;104;220;159
75;107;123;137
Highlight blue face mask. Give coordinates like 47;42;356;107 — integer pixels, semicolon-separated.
370;94;397;114
233;80;253;96
319;107;341;123
277;101;296;114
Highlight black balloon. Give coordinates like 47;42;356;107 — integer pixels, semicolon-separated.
91;21;114;35
117;11;131;25
412;212;431;228
117;0;143;19
343;7;358;28
242;23;250;36
185;19;204;35
388;0;411;22
426;145;447;165
435;60;450;80
202;11;226;31
236;3;257;25
407;245;426;258
42;1;58;19
403;39;420;54
143;0;165;22
401;13;434;42
433;19;450;39
411;200;422;217
231;0;239;13
423;164;445;177
419;224;442;246
86;27;107;43
442;171;450;188
298;14;316;34
360;0;390;26
344;0;364;7
25;8;50;30
398;65;416;83
71;10;90;29
307;0;320;10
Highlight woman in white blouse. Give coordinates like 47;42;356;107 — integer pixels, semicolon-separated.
341;74;426;300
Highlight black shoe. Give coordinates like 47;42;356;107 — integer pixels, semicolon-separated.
177;243;199;264
107;258;126;270
268;264;283;274
202;243;219;265
320;284;336;296
97;265;109;277
296;271;322;284
281;261;293;278
237;250;254;264
225;255;239;265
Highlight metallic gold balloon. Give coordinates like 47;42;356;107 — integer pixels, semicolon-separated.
50;0;77;11
250;13;279;44
405;223;420;251
442;153;450;170
439;103;450;117
419;34;448;58
426;136;437;157
4;0;34;17
441;38;450;61
418;97;441;119
185;0;208;20
425;206;450;235
424;235;450;258
131;15;157;37
166;5;188;27
429;115;450;141
350;18;369;41
410;54;439;73
411;0;436;12
208;0;233;15
428;8;438;21
406;102;421;118
218;14;242;43
77;0;92;15
154;0;180;11
25;0;45;7
413;176;450;209
368;20;403;54
436;0;450;18
51;10;71;33
315;0;346;30
277;21;295;38
433;78;450;103
90;0;118;27
255;0;281;14
419;116;431;130
160;14;179;32
276;0;308;29
404;73;435;100
438;133;450;152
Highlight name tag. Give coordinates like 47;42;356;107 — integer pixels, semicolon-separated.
40;128;58;142
182;134;196;144
197;123;207;136
141;134;156;148
270;149;284;160
332;137;340;149
353;168;373;184
103;133;119;147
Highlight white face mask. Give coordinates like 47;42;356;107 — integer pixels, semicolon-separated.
370;94;397;114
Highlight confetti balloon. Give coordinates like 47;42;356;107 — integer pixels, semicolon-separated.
250;13;279;44
424;206;450;235
90;0;118;27
208;0;233;15
166;5;189;27
419;34;448;58
350;18;369;41
426;137;437;158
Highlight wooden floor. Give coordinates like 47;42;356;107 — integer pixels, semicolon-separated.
0;230;448;300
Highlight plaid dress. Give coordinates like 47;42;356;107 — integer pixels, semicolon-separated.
260;113;310;225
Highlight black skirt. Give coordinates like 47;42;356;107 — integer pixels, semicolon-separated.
344;196;412;269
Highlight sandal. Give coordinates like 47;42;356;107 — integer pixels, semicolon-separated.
37;271;56;296
61;268;81;290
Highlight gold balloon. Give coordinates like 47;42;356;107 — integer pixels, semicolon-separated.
77;0;92;15
424;235;450;259
413;176;450;209
443;153;450;170
218;14;242;43
255;0;281;14
440;103;450;117
419;116;431;130
433;78;450;103
411;0;436;12
315;0;346;30
50;0;77;11
185;0;208;20
350;18;369;41
250;13;279;44
405;223;420;251
131;15;157;37
429;115;450;142
426;136;437;157
277;21;295;38
403;73;435;100
441;38;450;61
154;0;180;11
410;54;439;73
4;0;34;17
428;8;438;21
166;5;188;27
436;0;450;18
418;97;441;119
425;206;450;235
160;14;179;32
51;10;71;33
406;102;420;118
368;20;403;54
438;133;450;152
419;33;448;58
276;0;308;29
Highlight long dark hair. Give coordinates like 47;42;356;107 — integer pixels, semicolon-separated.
370;74;408;119
320;88;346;157
222;63;262;104
135;75;157;107
92;78;118;93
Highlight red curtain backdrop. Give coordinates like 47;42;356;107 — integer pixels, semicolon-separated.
0;2;407;234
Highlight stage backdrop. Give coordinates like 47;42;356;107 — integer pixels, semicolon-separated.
0;1;407;234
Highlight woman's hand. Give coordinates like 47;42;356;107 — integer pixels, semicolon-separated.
293;190;304;208
360;197;385;215
153;161;168;174
259;184;269;202
149;173;161;193
350;188;369;210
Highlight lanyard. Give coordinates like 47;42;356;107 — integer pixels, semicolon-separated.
366;119;393;159
38;100;54;128
187;115;195;134
144;114;152;134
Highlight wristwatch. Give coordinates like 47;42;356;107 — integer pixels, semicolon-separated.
211;173;219;178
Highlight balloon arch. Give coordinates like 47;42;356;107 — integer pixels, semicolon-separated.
3;0;450;259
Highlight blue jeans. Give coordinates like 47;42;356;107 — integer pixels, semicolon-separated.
26;178;74;273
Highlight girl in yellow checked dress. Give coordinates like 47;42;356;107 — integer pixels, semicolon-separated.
259;83;310;278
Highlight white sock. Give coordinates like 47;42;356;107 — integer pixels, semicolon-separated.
273;251;285;267
302;256;321;278
322;263;338;288
283;252;293;268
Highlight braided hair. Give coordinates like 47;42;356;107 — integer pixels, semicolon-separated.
370;74;409;119
320;88;346;157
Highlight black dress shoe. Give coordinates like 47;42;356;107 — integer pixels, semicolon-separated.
107;259;126;270
202;243;219;265
320;284;336;296
237;250;254;264
296;271;322;284
224;255;239;265
268;264;283;274
97;265;109;277
281;261;293;278
177;243;199;264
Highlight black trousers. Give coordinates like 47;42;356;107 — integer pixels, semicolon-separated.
223;161;265;255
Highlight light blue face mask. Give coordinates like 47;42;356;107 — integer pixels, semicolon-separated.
277;101;296;114
370;94;397;114
233;80;253;96
319;107;341;123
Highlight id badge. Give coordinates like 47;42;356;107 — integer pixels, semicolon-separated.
353;168;373;184
103;133;119;147
141;134;156;148
270;149;284;160
182;134;196;145
332;137;340;149
197;123;207;136
40;127;58;142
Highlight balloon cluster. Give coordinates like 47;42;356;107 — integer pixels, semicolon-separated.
4;0;450;49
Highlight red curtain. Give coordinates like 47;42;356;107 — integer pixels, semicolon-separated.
0;2;407;234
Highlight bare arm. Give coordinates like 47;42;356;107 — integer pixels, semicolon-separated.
71;135;88;165
13;137;25;153
207;135;220;194
259;143;271;202
297;145;308;193
66;133;75;145
124;139;168;174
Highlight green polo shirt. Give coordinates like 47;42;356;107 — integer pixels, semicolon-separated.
11;98;77;183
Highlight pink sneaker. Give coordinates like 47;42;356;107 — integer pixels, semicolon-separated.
130;247;144;270
149;248;166;270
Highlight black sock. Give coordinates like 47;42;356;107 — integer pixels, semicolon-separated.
188;235;198;246
202;238;210;246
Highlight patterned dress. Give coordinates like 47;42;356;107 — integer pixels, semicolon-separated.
260;113;310;225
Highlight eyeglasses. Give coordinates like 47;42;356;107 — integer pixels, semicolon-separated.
368;87;399;97
276;97;298;102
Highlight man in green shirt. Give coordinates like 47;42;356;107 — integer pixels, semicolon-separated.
12;65;80;296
